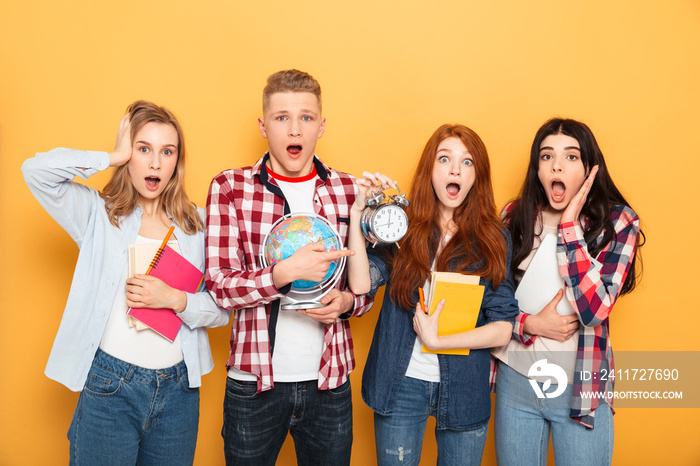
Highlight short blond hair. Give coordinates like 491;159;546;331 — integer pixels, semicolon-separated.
262;69;322;112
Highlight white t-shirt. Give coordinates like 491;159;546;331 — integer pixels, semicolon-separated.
228;168;326;382
405;234;455;382
99;235;184;369
492;220;579;383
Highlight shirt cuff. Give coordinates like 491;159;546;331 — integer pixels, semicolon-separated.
559;221;585;245
514;312;537;346
338;290;360;320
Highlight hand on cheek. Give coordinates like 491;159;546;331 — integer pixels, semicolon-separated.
561;165;599;224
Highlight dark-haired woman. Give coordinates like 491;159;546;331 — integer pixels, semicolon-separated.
347;124;519;466
492;118;644;465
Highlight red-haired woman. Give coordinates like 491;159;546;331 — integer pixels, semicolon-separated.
347;124;519;466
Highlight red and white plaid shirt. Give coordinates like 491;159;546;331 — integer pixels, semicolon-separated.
205;153;373;392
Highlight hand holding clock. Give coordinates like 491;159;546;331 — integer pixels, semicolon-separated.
352;171;397;214
347;171;398;296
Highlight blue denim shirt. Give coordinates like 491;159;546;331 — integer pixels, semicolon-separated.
361;232;519;430
22;149;230;391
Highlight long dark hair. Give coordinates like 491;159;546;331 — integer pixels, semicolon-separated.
504;118;644;296
389;124;508;310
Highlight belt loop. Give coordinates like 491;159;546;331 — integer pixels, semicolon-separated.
177;360;187;381
124;364;136;382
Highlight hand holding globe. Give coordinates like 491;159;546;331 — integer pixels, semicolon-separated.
262;213;353;308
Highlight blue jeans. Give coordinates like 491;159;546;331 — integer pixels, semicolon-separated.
67;349;199;466
494;363;613;466
222;377;353;466
374;376;488;466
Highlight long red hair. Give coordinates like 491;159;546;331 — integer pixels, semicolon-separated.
389;124;508;309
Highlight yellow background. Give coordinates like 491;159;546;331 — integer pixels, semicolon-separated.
2;0;699;464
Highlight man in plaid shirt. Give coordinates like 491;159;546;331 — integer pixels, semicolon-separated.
205;70;372;466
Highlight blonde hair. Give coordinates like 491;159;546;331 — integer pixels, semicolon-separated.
99;100;204;234
262;69;322;112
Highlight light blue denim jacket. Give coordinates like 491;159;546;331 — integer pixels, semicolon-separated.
361;232;519;430
22;148;230;391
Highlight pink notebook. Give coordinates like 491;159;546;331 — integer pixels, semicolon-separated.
127;245;204;342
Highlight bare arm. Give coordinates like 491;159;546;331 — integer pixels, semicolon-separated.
414;299;514;350
347;171;396;295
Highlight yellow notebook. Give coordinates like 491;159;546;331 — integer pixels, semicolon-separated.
422;272;484;356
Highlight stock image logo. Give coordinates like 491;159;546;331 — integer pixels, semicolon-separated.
528;359;567;399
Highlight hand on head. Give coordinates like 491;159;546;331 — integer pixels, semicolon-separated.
109;114;133;168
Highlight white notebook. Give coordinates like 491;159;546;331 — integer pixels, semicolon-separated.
515;234;575;316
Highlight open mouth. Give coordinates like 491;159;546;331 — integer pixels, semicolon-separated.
145;176;161;191
446;183;461;198
551;180;565;201
287;145;302;156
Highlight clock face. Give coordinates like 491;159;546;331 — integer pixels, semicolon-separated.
373;204;408;242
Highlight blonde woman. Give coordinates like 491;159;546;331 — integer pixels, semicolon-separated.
22;101;229;465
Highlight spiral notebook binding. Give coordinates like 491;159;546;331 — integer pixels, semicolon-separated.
149;248;165;271
146;225;175;275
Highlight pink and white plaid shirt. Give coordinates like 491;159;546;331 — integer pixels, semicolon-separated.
205;153;373;392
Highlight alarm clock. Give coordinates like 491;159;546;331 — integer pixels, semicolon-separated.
360;184;410;246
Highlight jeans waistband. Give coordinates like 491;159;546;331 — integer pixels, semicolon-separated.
93;348;187;383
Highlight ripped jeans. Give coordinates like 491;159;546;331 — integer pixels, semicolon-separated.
373;376;488;466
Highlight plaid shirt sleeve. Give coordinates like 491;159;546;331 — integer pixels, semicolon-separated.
557;206;640;327
205;169;284;310
561;205;641;427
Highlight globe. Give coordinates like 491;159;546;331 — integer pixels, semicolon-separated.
263;213;342;290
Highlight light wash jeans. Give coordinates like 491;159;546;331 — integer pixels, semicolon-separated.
68;349;199;466
373;376;488;466
494;362;613;466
